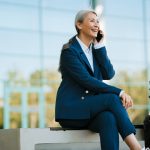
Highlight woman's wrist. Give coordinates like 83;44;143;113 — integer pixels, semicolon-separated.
119;90;125;98
94;42;105;49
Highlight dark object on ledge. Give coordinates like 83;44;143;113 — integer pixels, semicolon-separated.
144;115;150;149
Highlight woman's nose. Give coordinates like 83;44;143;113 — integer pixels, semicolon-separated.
94;21;99;26
94;22;99;29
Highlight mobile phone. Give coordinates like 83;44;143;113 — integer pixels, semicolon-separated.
96;30;103;42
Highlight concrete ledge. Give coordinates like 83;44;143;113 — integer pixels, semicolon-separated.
0;128;144;150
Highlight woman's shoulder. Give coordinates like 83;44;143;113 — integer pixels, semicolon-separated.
62;42;71;50
62;36;76;51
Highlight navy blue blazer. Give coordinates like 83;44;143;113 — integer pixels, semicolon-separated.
55;36;122;121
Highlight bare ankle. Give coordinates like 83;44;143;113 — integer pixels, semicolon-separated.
130;145;141;150
124;133;141;150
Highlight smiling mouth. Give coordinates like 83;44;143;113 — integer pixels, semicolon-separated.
91;29;98;33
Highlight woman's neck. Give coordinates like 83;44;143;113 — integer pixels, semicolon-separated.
78;34;93;47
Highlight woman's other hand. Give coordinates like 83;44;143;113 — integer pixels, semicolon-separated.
120;92;133;109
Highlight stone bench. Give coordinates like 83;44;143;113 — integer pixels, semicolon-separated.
0;125;144;150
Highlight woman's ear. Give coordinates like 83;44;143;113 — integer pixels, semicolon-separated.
76;22;82;30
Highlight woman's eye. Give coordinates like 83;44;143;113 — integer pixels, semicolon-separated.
89;19;99;24
90;20;95;22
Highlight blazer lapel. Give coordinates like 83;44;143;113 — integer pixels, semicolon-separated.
92;49;103;79
80;52;93;72
70;37;94;75
92;52;99;77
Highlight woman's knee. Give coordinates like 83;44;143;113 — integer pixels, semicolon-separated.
98;111;116;126
88;111;117;132
108;94;122;106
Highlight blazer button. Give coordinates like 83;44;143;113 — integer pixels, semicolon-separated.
81;96;85;100
85;90;89;94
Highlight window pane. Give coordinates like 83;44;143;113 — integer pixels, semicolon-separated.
0;30;39;54
113;62;145;73
0;81;4;98
42;0;90;10
43;10;75;33
0;4;39;30
43;57;59;71
43;34;72;56
105;18;143;39
0;0;39;6
147;42;150;64
105;0;143;19
106;40;144;63
146;0;150;20
0;56;41;79
147;22;150;40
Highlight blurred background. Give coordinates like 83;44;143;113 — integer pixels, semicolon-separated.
0;0;150;129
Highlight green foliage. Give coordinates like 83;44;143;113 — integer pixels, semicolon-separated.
0;108;3;128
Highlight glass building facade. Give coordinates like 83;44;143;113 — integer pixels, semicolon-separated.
96;0;150;124
0;0;149;128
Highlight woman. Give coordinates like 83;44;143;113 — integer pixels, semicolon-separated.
55;10;142;150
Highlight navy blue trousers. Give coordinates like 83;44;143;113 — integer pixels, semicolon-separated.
59;93;136;150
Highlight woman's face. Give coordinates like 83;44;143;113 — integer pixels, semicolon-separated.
77;12;99;39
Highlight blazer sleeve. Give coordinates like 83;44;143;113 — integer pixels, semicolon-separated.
60;48;121;95
93;46;115;80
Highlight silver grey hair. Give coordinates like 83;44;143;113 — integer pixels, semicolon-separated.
75;10;97;34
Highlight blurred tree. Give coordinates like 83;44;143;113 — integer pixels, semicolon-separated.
2;68;147;128
0;105;3;128
7;70;27;86
4;69;60;128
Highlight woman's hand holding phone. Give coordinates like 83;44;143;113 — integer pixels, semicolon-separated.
95;30;104;44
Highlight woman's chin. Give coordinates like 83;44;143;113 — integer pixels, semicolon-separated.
91;33;97;38
86;34;97;40
91;35;97;39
